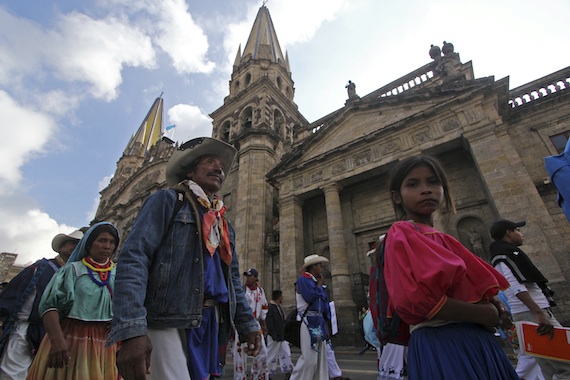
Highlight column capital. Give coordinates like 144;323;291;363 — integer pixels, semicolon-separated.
280;194;304;208
321;182;343;194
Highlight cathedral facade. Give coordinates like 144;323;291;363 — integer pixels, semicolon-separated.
95;6;570;345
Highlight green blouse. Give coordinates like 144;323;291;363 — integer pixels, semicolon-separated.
39;261;115;322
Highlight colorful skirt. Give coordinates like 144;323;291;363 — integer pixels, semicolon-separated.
407;322;518;380
26;319;118;380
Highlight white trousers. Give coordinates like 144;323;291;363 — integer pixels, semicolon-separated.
378;343;407;380
290;323;328;380
266;336;293;376
233;330;268;380
326;342;342;378
0;322;33;380
147;328;191;380
515;350;545;380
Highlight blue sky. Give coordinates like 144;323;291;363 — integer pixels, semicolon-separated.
1;0;569;265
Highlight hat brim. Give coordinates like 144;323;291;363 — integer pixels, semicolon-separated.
51;230;83;252
300;256;329;272
166;137;237;187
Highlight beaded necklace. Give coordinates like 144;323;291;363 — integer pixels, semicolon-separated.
82;257;115;296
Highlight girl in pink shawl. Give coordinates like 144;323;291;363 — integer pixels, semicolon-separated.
384;155;518;379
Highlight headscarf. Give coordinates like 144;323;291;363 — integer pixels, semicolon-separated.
67;222;120;264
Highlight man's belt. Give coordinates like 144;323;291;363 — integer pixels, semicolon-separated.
203;298;217;308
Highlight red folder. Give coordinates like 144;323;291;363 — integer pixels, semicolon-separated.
516;321;570;363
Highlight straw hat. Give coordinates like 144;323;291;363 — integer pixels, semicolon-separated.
299;254;329;272
166;137;237;187
51;230;83;253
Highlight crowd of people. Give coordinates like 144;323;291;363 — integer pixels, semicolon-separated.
0;137;568;380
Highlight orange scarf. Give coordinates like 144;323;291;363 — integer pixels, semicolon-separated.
187;181;232;265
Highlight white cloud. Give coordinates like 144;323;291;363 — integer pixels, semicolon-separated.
0;8;157;102
50;12;156;100
0;91;56;187
0;202;80;266
151;0;215;74
167;103;213;142
0;7;46;86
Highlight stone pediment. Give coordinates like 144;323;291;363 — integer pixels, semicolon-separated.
302;102;433;163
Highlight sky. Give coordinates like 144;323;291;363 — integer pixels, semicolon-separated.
1;0;569;265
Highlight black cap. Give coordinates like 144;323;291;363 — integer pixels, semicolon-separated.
243;268;259;278
490;219;526;240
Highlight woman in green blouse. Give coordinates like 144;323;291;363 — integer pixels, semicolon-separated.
27;222;119;380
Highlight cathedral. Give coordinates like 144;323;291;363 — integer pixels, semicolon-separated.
94;5;570;344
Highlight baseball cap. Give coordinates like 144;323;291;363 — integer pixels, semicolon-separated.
490;219;526;240
243;268;259;278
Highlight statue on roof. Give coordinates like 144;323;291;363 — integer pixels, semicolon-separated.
442;41;455;56
429;44;441;61
346;80;357;99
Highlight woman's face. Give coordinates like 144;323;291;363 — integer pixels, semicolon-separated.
88;232;116;263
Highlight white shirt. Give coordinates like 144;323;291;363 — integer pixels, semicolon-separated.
245;286;268;321
494;262;550;314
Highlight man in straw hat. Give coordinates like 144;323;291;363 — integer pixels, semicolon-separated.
110;137;261;380
290;254;331;380
0;229;83;379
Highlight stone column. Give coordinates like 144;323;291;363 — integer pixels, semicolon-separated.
322;183;357;344
466;129;563;281
279;195;305;312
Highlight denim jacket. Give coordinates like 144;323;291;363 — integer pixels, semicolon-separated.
108;184;259;345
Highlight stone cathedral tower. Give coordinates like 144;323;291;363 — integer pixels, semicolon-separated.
94;96;175;238
210;5;308;291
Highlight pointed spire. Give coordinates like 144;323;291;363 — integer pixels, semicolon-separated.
233;44;242;70
240;5;286;66
285;51;291;73
123;96;164;157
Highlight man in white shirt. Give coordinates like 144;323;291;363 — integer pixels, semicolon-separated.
233;268;269;380
490;219;570;379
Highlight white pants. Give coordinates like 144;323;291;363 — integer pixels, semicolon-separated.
233;330;268;380
266;336;293;376
378;343;407;380
147;328;191;380
290;323;328;380
515;350;545;380
326;342;342;378
0;322;33;380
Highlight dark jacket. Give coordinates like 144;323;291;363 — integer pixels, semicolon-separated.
109;184;259;346
0;258;62;353
266;302;285;341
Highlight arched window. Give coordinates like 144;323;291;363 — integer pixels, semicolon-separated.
273;109;283;135
276;76;282;89
241;107;253;129
221;121;231;142
245;73;252;86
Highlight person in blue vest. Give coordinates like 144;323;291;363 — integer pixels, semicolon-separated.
545;137;570;223
0;229;83;380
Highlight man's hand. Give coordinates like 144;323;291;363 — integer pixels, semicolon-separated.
243;331;261;357
116;335;153;380
534;310;555;339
